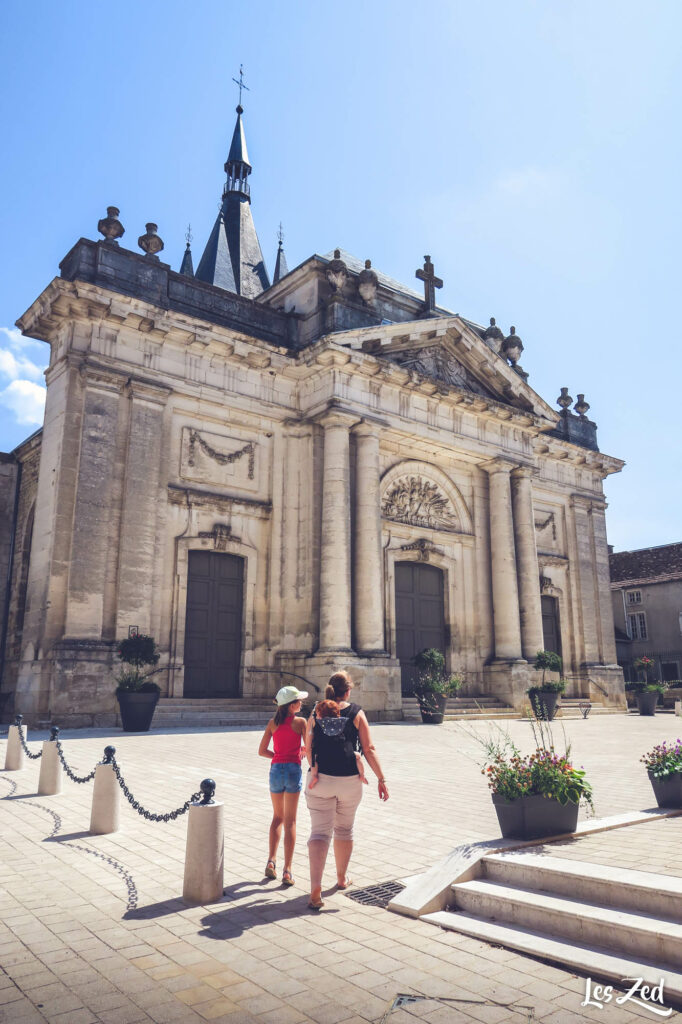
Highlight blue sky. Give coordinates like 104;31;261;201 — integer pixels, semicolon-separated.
1;0;680;551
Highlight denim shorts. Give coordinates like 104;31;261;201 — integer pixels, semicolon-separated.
269;762;302;794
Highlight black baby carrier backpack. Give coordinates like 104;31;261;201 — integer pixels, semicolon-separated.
311;703;362;776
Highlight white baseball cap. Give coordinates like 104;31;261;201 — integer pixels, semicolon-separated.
275;685;308;705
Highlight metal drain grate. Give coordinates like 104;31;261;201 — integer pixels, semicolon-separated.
345;880;405;908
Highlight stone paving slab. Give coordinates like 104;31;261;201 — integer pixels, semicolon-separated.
1;715;682;1022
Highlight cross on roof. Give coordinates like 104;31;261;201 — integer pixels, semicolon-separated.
232;64;250;107
415;255;443;313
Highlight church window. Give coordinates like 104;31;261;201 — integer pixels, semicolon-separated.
627;612;648;641
626;590;642;605
662;661;680;682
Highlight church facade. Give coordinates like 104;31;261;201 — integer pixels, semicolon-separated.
0;105;626;725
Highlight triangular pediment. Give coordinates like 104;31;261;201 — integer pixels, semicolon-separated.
326;316;557;421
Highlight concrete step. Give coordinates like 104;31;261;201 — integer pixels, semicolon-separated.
482;853;682;922
157;698;274;708
422;911;682;1001
450;878;682;964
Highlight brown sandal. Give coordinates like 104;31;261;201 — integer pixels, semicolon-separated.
264;860;277;879
307;897;324;911
282;869;295;887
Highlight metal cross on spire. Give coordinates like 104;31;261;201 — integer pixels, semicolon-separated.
232;64;250;107
415;255;443;314
277;222;284;246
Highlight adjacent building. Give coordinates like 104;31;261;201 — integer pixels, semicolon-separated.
610;543;682;683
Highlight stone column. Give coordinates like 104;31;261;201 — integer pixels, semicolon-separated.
483;459;523;660
65;369;124;638
511;467;545;661
570;496;600;664
318;410;358;651
115;380;169;637
591;501;618;664
353;421;385;653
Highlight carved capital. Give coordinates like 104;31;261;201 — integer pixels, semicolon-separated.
511;464;538;481
481;457;517;476
316;408;361;431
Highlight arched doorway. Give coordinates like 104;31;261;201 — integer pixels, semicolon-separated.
395;561;446;696
184;551;244;697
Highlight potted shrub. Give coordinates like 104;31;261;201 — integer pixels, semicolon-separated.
413;648;462;724
479;720;593;839
632;658;662;715
641;739;682;807
115;634;161;732
527;651;565;720
636;683;665;716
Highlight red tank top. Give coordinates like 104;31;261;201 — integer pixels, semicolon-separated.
272;716;302;764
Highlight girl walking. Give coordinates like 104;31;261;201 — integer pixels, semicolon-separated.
258;685;308;886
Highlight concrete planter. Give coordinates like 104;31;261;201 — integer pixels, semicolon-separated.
417;693;447;724
636;691;660;716
492;793;580;839
116;690;159;732
648;770;682;808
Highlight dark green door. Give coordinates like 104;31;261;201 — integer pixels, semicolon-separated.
184;551;243;697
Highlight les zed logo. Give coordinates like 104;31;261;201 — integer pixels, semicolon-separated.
582;977;672;1017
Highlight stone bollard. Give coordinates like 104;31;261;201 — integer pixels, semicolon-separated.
4;715;26;771
676;700;682;718
89;746;120;835
183;779;224;904
38;727;62;796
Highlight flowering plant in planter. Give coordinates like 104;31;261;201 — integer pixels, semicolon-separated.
640;739;682;779
465;717;594;838
640;738;682;807
634;656;656;678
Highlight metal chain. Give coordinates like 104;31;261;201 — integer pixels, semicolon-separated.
17;728;42;760
55;739;98;784
110;756;201;822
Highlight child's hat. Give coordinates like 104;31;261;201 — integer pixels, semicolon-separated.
275;685;308;705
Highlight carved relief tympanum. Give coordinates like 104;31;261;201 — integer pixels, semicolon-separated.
382;475;459;532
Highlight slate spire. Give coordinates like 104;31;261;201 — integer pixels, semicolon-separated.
180;225;194;277
273;224;289;283
195;104;270;298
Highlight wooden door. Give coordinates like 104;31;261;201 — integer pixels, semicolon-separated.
184;551;244;697
541;595;562;659
395;562;446;696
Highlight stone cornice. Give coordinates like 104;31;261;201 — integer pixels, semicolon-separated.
167;483;271;518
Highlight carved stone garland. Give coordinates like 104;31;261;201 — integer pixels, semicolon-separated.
188;430;255;479
382;475;459;532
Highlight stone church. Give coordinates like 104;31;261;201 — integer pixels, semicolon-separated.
0;103;626;726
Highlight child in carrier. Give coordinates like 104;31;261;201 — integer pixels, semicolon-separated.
308;699;368;788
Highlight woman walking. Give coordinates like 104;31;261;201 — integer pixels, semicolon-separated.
305;671;389;910
258;685;308;886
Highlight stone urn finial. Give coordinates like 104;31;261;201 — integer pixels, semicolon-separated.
357;258;379;305
326;249;347;293
502;325;524;366
98;206;125;244
138;223;164;259
557;387;573;414
574;393;590;419
482;316;505;353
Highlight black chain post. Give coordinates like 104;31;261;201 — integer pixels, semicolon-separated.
50;726;60;741
15;714;42;760
55;739;98;784
109;754;202;822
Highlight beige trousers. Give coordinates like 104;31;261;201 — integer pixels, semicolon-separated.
305;772;364;844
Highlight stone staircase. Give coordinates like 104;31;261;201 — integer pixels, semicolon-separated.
152;698;276;728
402;696;517;721
423;850;682;999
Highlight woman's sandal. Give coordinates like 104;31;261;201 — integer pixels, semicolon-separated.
282;869;295;887
336;878;353;890
264;860;277;879
307;896;324;911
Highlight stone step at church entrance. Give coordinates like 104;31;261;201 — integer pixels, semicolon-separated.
422;850;682;1002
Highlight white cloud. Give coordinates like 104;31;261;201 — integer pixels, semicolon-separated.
0;379;46;427
0;326;48;382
